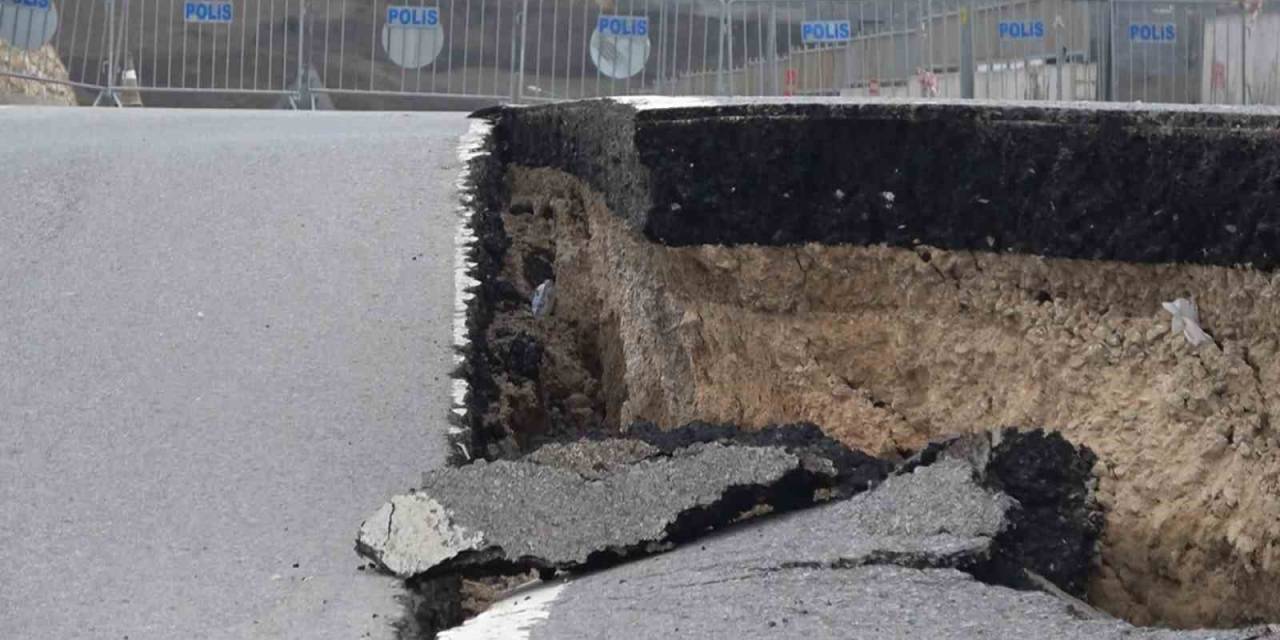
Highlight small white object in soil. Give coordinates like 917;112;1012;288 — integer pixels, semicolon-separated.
1162;298;1213;347
532;280;556;319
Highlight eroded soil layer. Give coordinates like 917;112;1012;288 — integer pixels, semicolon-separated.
488;165;1280;629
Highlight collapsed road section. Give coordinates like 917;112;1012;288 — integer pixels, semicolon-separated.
442;432;1260;640
439;98;1280;632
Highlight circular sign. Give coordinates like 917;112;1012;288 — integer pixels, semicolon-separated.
0;1;59;51
381;24;445;69
589;30;650;80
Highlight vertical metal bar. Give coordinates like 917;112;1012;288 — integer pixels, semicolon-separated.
322;0;330;88
282;0;291;94
297;0;307;104
254;0;262;89
594;0;602;97
478;0;487;95
715;0;725;94
266;0;274;89
429;0;438;92
550;0;559;98
235;0;245;89
534;0;544;95
517;0;529;101
686;0;695;92
756;2;764;95
494;0;504;97
461;0;471;93
961;0;973;97
369;0;378;91
107;0;116;95
767;2;777;95
196;1;204;88
396;0;406;93
338;0;346;89
563;0;573;98
445;0;455;93
414;0;424;93
1240;6;1247;104
579;0;588;98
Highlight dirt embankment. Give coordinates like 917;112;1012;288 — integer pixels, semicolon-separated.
488;165;1280;629
0;42;76;105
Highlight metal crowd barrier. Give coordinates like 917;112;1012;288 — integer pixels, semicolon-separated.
1;0;1278;108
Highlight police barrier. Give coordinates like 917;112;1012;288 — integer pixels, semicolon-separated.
3;0;1280;107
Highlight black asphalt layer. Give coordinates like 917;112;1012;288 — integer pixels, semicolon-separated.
483;98;1280;269
0;108;466;640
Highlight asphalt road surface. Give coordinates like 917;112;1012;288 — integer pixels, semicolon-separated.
0;108;467;639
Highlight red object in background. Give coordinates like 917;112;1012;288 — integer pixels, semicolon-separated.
784;68;798;96
1212;62;1226;90
869;79;881;96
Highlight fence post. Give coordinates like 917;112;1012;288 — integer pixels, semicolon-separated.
294;0;312;109
960;0;974;98
514;0;529;104
1240;13;1247;105
94;0;123;106
768;3;778;96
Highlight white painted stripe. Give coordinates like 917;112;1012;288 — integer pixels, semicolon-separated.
439;579;568;640
450;119;491;428
610;95;720;110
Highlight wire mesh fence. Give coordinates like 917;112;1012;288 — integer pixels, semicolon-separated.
1;0;1279;107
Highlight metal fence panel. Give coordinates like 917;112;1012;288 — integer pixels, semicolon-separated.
9;0;1280;107
1112;0;1208;103
1;0;117;94
306;0;523;101
115;0;304;97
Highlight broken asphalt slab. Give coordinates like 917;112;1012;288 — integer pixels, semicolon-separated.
356;440;862;578
442;440;1266;640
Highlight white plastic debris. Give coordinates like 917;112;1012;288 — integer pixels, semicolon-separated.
532;280;556;319
1161;298;1212;347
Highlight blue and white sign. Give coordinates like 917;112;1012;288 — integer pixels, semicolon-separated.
184;2;232;24
801;20;852;44
0;0;58;50
4;0;51;10
386;6;439;28
998;20;1045;39
382;6;444;69
591;15;651;79
1129;23;1176;42
596;15;648;37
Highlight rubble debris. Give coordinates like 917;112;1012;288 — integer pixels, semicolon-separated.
356;441;833;579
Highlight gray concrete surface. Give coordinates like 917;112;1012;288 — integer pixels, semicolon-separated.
357;442;810;577
0;108;467;639
446;459;1259;640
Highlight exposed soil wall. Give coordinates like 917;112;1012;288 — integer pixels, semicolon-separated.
495;164;1280;629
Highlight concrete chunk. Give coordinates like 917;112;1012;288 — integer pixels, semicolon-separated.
357;442;817;578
